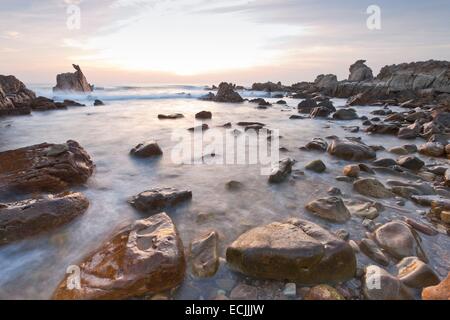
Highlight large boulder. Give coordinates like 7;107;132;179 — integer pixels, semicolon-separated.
327;138;376;161
348;60;374;82
313;74;338;96
52;213;185;299
0;75;36;115
226;218;356;284
53;64;93;92
0;140;94;194
0;192;88;245
211;82;243;103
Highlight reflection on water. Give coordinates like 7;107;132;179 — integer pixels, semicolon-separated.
0;95;449;299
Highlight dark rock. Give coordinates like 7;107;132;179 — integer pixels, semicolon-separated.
305;138;328;152
305;159;326;173
268;158;294;183
158;113;184;119
130;141;162;158
297;98;318;113
93;99;104;106
53;64;93;92
129;187;192;212
212;82;244;103
397;155;425;171
195;111;212;119
305;196;351;223
333;108;358;120
188;124;209;132
327;138;376;161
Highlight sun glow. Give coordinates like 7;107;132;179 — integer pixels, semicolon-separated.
66;1;306;75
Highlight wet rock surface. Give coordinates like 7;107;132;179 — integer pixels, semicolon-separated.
128;187;192;213
130;141;163;158
306;197;351;223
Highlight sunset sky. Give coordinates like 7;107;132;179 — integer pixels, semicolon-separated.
1;0;449;86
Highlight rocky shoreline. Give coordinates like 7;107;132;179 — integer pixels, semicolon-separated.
0;59;449;300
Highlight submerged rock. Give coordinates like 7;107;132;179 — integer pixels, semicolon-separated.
53;64;93;92
327;138;376;161
305;197;351;223
0;140;94;193
0;192;88;245
268;158;294;183
128;187;192;213
52;213;185;299
130;141;163;158
353;178;394;198
189;231;219;278
226;218;356;284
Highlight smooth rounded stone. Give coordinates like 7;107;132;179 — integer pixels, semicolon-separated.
226;218;356;284
335;229;350;241
422;272;450;300
373;221;427;261
332;108;358;120
327;187;342;196
327;138;376;161
128;187;192;212
396;257;440;289
373;158;397;167
346;202;379;219
195;110;212;119
403;218;438;236
130;141;163;157
305;159;326;173
276;100;287;105
396;155;425;171
359;238;389;266
419;142;445;157
158;113;184;119
268;158;294;183
305;197;351;223
305;138;328;152
353;178;394;198
304;285;344;300
229;284;258;300
363;265;414;300
0;140;94;194
0;192;89;246
189;231;219;278
225;180;243;191
188;124;209;131
52;213;185;299
343;164;360;178
388;144;417;155
297;98;318;113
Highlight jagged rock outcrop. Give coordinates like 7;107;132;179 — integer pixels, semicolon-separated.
251;81;285;92
0;75;36;116
53;64;93;92
313;74;338;96
348;60;374;82
200;82;243;103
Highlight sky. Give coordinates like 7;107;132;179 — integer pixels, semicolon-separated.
0;0;449;86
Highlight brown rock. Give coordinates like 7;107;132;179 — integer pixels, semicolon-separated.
353;178;394;198
53;64;93;92
52;212;185;299
189;231;219;278
304;284;345;300
422;273;450;300
343;164;360;178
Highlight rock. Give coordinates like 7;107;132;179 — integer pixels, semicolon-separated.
388;145;417;155
441;211;450;224
373;158;397;167
422;273;450;300
188;124;209;132
237;121;265;127
348;60;374;82
53;64;93;92
397;155;424;171
304;285;344;300
195;111;212;119
63;99;85;107
276;100;287;105
229;284;258;300
93;99;104;106
128;187;192;212
353;178;394;198
346;202;379;219
374;221;427;261
0;75;36;112
305;197;351;223
419;142;445;157
398;122;421;139
189;231;219;278
212;82;244;103
327;187;342;196
52;213;185;299
327;138;376;161
363;265;414;300
251;81;285;92
359;238;389;266
366;123;400;135
305;159;326;173
199;92;215;101
332;108;358;120
225;180;243;191
310;106;332;118
313;74;338;96
403;217;438;236
29;96;59;110
268;158;294;183
297;98;318;113
0;140;94;193
335;229;350;241
0;192;88;245
305;138;328;152
158;113;184;119
130;141;163;157
343;164;360;178
396;257;440;289
226;218;356;284
282;283;297;298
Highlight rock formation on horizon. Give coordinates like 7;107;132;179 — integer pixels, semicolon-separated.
348;59;374;82
53;64;93;92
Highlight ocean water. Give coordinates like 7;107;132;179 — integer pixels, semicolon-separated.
0;85;449;299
